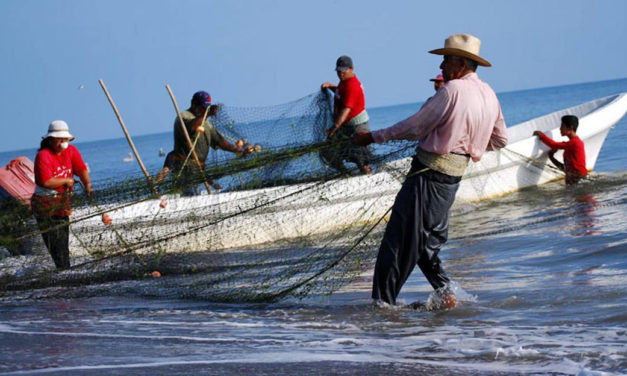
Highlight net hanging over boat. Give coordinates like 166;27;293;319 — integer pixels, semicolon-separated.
0;90;420;302
2;84;590;302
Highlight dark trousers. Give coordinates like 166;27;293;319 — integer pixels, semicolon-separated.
35;215;70;269
169;160;204;196
372;159;460;305
320;123;372;173
548;153;584;185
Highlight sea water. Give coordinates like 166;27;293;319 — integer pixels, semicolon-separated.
0;78;626;375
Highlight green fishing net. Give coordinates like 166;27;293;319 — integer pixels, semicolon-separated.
0;90;417;302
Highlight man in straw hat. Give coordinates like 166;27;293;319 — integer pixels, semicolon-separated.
354;33;508;308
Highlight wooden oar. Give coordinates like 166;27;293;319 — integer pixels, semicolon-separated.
98;79;159;197
165;84;218;194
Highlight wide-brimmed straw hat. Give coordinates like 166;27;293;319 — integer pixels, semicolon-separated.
429;34;491;67
43;120;75;141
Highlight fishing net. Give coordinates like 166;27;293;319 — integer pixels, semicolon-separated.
3;84;592;301
0;90;419;302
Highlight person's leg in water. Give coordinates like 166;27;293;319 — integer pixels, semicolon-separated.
416;169;460;309
372;162;459;307
371;174;424;305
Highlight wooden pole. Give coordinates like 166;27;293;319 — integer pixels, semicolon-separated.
165;84;214;194
98;79;159;197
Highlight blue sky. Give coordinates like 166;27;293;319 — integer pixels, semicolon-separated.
1;0;626;152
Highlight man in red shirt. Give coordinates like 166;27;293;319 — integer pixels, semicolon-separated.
533;115;587;184
320;55;372;174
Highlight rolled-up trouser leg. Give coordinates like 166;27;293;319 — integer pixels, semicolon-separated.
343;123;373;170
372;171;459;304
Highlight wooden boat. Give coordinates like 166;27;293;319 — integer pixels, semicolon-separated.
61;93;627;258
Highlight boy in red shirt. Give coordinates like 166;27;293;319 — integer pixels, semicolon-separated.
533;115;587;185
320;55;372;174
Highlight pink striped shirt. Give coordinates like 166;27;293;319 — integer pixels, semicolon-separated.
372;72;508;162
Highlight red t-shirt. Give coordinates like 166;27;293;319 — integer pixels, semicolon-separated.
33;145;87;216
538;133;588;178
336;75;366;121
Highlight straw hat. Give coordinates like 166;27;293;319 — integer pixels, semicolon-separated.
429;34;491;67
43;120;75;141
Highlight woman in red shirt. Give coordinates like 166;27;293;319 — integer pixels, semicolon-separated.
533;115;587;185
32;121;92;270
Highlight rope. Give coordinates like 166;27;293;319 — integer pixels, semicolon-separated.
501;147;565;175
175;132;203;182
175;106;210;183
77;182;133;253
269;166;432;301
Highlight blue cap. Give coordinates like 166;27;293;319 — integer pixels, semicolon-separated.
192;91;212;108
335;55;353;72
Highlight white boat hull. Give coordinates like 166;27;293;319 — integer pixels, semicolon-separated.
69;93;627;255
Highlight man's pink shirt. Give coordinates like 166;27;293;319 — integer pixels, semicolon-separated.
372;72;508;162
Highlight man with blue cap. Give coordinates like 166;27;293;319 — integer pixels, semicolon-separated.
164;91;246;195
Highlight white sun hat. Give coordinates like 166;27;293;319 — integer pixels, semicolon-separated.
43;120;75;141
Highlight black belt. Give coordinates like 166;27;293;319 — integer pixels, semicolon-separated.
451;152;471;157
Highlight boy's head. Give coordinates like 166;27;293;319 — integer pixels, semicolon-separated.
561;115;579;133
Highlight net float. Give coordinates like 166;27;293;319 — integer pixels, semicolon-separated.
101;213;112;225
